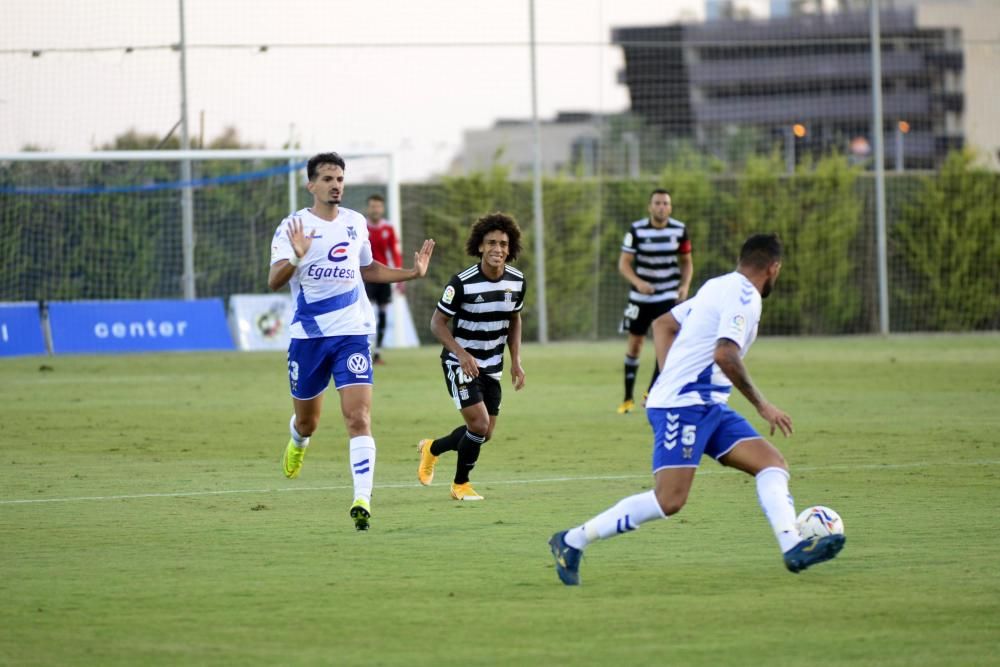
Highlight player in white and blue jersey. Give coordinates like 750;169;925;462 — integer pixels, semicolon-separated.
268;152;435;531
549;233;846;584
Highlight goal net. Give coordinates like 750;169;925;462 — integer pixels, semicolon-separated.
0;150;398;302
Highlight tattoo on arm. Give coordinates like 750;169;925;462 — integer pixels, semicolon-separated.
715;340;764;408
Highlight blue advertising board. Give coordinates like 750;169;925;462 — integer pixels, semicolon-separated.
48;299;234;354
0;302;47;357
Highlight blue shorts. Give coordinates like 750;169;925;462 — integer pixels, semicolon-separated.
287;335;373;400
647;404;760;472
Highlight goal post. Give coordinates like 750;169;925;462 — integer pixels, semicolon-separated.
0;148;417;348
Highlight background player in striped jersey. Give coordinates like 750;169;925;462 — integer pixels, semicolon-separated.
417;213;527;501
549;234;846;585
269;152;435;530
363;194;403;365
617;189;693;415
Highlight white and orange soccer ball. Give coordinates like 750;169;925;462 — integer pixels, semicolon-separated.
796;506;845;539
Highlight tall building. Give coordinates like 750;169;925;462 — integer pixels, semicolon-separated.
908;0;1000;169
614;7;965;169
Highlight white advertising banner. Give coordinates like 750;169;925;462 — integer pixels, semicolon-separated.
228;292;420;351
228;294;296;351
386;293;420;348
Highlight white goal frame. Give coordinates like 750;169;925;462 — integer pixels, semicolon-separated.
0;148;420;348
0;148;401;301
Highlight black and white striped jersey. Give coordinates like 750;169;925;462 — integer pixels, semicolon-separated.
621;217;692;304
435;263;526;379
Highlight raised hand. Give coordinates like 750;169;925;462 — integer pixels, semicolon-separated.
286;216;312;261
412;239;435;278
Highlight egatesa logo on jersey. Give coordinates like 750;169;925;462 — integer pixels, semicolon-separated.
328;242;350;262
307;242;355;281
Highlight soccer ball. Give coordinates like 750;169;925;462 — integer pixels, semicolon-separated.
796;505;844;539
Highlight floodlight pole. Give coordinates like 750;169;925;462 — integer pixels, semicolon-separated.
785;126;795;174
870;0;890;334
894;125;904;172
622;131;640;178
387;153;406;349
529;0;549;343
178;0;196;300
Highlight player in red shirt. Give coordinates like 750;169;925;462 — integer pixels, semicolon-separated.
365;194;403;363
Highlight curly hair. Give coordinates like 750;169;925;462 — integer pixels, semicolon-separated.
465;212;523;262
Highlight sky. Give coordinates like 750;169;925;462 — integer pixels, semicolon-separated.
0;0;774;181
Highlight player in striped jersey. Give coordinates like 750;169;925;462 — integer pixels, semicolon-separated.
417;213;527;501
617;189;693;415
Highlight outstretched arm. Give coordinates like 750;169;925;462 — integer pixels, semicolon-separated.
361;239;435;284
714;339;793;437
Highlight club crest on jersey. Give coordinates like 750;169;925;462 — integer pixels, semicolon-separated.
328;242;350;262
504;289;513;303
347;226;357;240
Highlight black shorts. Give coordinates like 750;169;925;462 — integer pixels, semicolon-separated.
621;298;676;336
365;281;392;306
441;360;502;415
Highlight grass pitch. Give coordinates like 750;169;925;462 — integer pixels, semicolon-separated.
1;336;998;666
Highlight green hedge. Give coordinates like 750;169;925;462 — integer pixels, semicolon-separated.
890;151;1000;331
2;152;998;338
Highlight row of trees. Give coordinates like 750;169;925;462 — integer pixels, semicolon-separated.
402;150;999;338
1;148;997;338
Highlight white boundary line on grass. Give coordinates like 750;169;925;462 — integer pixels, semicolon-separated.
2;459;998;507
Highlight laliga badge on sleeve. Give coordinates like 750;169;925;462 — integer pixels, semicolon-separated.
728;314;746;338
442;285;455;305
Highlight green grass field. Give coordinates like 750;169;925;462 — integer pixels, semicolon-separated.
2;336;998;666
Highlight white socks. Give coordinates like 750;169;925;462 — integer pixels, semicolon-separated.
756;466;801;553
349;435;376;503
562;468;801;555
564;489;667;550
289;414;310;447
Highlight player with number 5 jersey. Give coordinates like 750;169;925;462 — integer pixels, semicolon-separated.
268;151;435;531
549;233;845;585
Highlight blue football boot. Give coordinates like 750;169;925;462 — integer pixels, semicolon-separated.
784;534;846;573
549;530;584;586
